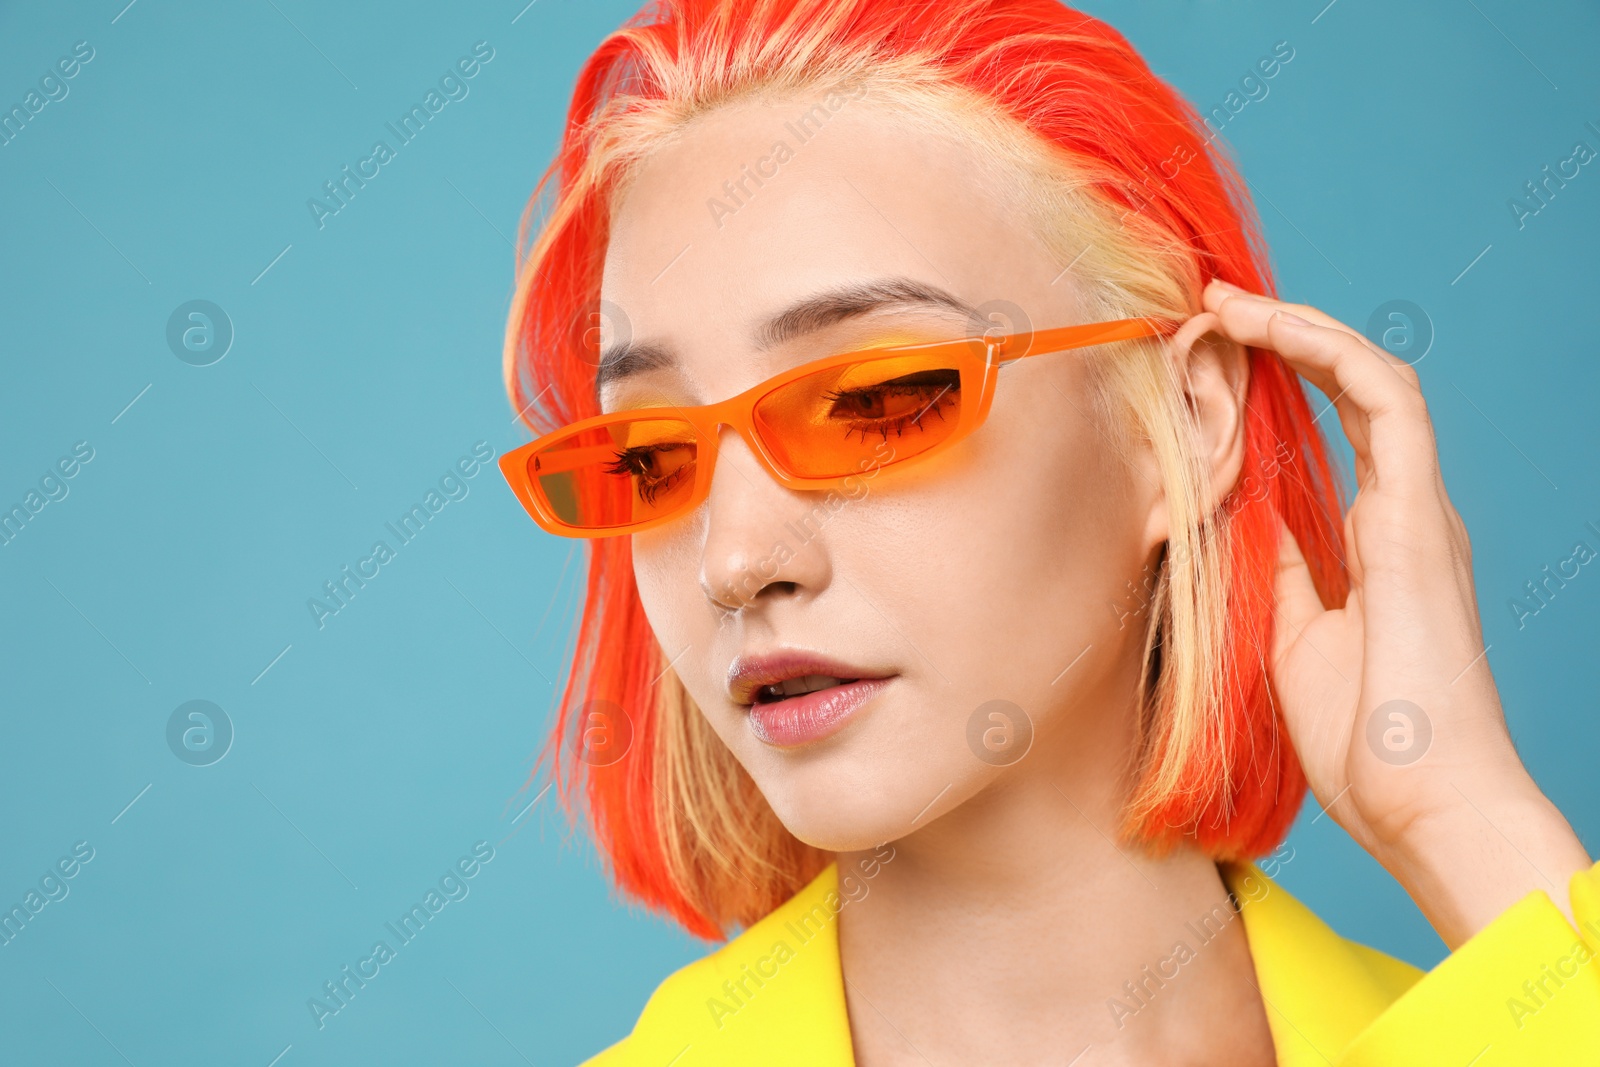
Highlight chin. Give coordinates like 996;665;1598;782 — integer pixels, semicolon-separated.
769;801;906;854
744;739;975;854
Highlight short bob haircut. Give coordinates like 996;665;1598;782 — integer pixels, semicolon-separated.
502;0;1349;941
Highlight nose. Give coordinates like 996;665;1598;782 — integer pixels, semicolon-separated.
697;425;833;614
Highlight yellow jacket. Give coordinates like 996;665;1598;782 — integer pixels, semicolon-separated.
582;858;1600;1065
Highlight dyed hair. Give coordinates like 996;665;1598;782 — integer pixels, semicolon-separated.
503;0;1349;940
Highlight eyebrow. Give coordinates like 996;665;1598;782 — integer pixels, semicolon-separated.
594;277;980;393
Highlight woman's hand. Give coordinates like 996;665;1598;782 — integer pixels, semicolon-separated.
1201;279;1592;949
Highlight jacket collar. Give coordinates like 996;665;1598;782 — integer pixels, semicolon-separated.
623;860;1416;1065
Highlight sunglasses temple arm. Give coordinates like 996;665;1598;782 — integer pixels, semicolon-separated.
998;317;1171;360
515;443;619;476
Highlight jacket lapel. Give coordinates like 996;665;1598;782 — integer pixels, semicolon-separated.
624;862;856;1064
1221;861;1423;1066
625;860;1419;1065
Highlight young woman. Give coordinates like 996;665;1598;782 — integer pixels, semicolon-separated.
496;1;1600;1062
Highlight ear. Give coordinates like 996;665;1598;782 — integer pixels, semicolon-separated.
1139;310;1251;548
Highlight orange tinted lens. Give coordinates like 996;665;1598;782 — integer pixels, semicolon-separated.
530;418;699;529
752;353;964;477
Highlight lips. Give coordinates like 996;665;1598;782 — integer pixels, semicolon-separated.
756;674;853;701
727;650;895;747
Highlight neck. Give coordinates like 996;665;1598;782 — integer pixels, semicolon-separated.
834;684;1277;1065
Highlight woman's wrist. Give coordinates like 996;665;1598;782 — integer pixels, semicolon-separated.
1372;776;1593;950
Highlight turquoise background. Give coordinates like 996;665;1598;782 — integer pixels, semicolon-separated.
0;1;1595;1063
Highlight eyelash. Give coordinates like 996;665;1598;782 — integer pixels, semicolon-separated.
821;376;960;442
604;445;690;504
599;373;960;496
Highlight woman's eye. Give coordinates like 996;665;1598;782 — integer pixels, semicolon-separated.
825;370;959;426
603;443;695;505
607;443;693;479
658;446;692;474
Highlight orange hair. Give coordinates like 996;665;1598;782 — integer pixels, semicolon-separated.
503;0;1349;940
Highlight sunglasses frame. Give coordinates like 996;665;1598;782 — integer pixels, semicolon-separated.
499;316;1172;538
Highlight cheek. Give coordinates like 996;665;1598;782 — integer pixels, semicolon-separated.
851;373;1155;752
630;529;689;609
875;374;1144;626
630;528;720;683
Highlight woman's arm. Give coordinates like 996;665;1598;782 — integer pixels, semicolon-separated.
1201;279;1593;950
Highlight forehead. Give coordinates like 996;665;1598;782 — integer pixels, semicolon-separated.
598;93;1065;349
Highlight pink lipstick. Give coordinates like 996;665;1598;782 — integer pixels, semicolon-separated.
727;650;895;748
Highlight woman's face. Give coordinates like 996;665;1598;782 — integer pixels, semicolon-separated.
599;92;1178;852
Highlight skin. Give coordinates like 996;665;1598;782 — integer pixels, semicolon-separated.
594;92;1592;1065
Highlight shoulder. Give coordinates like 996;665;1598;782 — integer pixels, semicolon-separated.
576;862;856;1066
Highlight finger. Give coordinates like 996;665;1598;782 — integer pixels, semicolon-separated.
1205;290;1342;402
1205;289;1389;375
1202;287;1378;482
1205;284;1423;412
1272;517;1325;663
1202;283;1439;496
1203;281;1396;364
1266;313;1443;495
1208;292;1358;443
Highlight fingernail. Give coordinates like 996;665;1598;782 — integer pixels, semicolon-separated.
1210;278;1244;292
1273;311;1311;327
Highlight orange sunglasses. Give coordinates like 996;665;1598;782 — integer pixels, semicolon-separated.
499;316;1173;538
